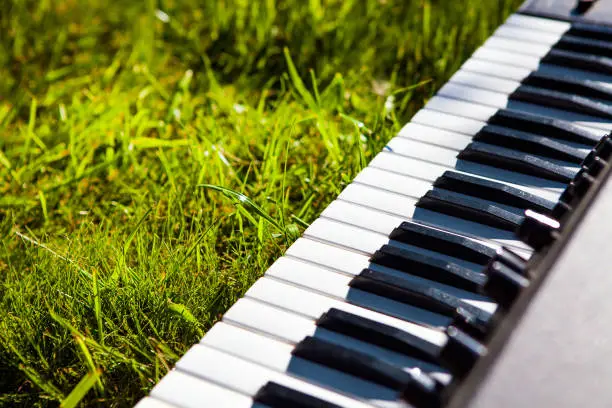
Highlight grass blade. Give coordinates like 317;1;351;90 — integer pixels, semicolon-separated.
198;184;282;232
60;369;102;408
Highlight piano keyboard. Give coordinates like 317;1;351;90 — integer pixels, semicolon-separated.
137;4;612;408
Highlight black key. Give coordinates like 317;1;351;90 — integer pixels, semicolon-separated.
458;142;576;183
475;125;587;164
254;382;342;408
491;247;528;275
316;308;440;364
575;0;597;14
389;221;496;265
488;109;600;145
433;171;556;213
543;49;612;76
583;135;612;167
555;35;612;59
584;156;608;177
439;326;487;378
511;85;612;120
559;170;596;204
523;72;612;103
350;268;491;325
516;209;560;250
370;244;487;292
568;22;612;43
416;189;525;232
292;336;423;390
482;261;530;310
452;307;491;341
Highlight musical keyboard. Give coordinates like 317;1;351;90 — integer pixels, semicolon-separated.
137;1;612;407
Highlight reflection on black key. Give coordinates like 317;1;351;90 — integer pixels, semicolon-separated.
317;308;440;364
439;326;487;378
488;109;600;145
433;171;556;213
370;244;487;292
543;49;612;76
511;85;612;120
416;189;524;232
556;35;612;59
523;72;612;103
293;336;416;390
255;381;342;408
350;268;491;324
458;142;576;183
475;125;587;163
389;220;496;265
568;22;612;43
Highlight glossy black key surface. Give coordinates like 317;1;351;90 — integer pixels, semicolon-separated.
452;307;491;341
433;171;556;213
350;268;492;324
475;125;587;164
511;85;612;120
254;382;343;408
317;308;440;363
523;72;612;103
370;244;487;292
439;326;487;378
389;221;496;265
416;189;525;232
569;22;612;43
483;261;530;309
516;209;561;250
488;109;600;145
543;49;612;76
292;336;418;390
555;35;612;59
458;142;576;183
491;247;528;275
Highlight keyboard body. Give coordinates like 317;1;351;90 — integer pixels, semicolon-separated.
137;1;612;407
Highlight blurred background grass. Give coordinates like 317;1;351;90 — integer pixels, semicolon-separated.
0;0;522;406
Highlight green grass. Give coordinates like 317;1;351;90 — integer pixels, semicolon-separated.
0;0;523;406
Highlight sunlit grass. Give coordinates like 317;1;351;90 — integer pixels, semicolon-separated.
0;0;522;406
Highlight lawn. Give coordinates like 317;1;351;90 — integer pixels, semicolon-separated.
0;0;523;406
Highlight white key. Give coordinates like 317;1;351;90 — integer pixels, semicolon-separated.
370;151;563;200
354;166;432;199
215;307;451;382
397;120;590;155
484;36;551;58
175;344;379;408
411;108;484;135
134;398;179;408
398;122;472;150
268;256;456;324
267;256;497;314
287;237;499;279
318;200;530;260
149;370;263;408
448;72;611;141
193;326;404;408
473;45;543;70
245;277;449;345
504;14;570;34
473;45;612;86
437;82;612;132
461;58;533;83
450;69;522;96
494;24;563;45
460;59;612;91
336;183;532;251
426;93;611;132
